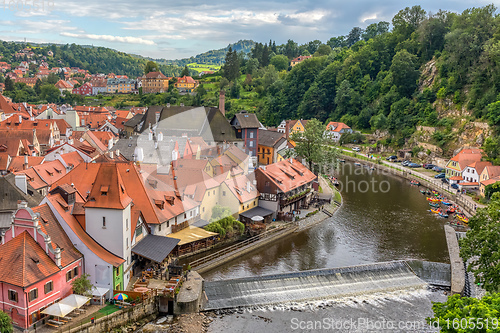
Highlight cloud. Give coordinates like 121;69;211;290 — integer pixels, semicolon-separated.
60;32;155;45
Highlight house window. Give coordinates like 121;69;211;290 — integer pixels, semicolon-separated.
184;213;186;219
249;141;254;147
158;224;162;232
213;190;215;195
202;207;205;213
102;217;106;228
116;267;120;277
250;132;254;139
8;290;18;302
44;281;53;294
28;288;38;302
126;219;129;230
135;224;142;238
223;191;226;196
208;191;210;197
126;238;129;249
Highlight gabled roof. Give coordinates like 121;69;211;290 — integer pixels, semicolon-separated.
258;129;285;147
231;112;261;129
223;174;258;203
0;231;60;287
0;174;43;210
449;148;483;170
60;151;84;168
124;113;143;129
483;165;500;179
481;176;500;187
466;161;491;175
257;158;316;193
0;94;17;114
7;156;44;172
291;55;312;62
326;121;351;133
144;71;168;79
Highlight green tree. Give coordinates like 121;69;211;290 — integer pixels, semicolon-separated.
483;137;500;165
144;61;159;74
46;73;59;85
270;55;289;71
314;44;332;57
390;50;419;97
210;205;232;222
427;293;500;332
290;119;337;170
40;84;61;103
4;76;14;91
0;310;12;333
392;5;427;39
71;273;94;296
460;192;500;292
222;47;240;81
180;65;189;76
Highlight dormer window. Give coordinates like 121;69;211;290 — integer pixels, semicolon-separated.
100;186;108;196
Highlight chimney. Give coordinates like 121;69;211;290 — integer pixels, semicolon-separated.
110;151;114;159
219;90;226;116
54;247;62;267
158;132;164;141
23;155;28;170
247;181;251;193
44;235;52;254
290;158;293;164
148;130;153;141
116;149;120;157
15;174;27;194
18;114;22;123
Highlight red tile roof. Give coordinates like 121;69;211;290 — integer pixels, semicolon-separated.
0;231;60;287
257;158;316;193
481;176;500;187
450;149;483;170
145;71;168;79
466;161;491;175
484;166;500;179
0;94;18;114
46;194;125;267
84;164;132;209
7;156;44;172
60;151;84;168
326;121;351;133
0;152;10;170
32;204;83;267
224;174;258;203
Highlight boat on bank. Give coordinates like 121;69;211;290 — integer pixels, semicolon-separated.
410;180;421;186
429;203;440;208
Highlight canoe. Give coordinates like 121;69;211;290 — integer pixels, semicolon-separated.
426;197;441;202
441;201;452;206
430;209;440;214
338;159;345;163
429;203;440;208
439;212;449;218
446;208;456;214
410;181;421;186
420;190;426;194
354;162;362;166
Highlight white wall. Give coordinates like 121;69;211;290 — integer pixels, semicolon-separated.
462;167;479;183
84;204;131;287
42;199;115;298
43;144;92;163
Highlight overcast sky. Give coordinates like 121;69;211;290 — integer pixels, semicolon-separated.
0;0;497;60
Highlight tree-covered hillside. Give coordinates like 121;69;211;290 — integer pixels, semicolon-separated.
0;41;184;77
159;40;256;66
205;5;500;155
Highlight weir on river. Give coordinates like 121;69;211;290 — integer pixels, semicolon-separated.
204;260;431;310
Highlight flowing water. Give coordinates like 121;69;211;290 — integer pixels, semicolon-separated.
202;163;450;332
203;162;450;281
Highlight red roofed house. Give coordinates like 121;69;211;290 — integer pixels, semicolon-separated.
72;82;93;96
141;71;169;93
255;158;317;219
0;202;83;330
291;55;312;67
174;76;199;92
54;80;74;94
479;165;500;197
325;121;353;142
445;148;483;179
220;173;259;218
461;161;492;187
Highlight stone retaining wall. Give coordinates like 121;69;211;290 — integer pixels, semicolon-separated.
444;225;465;295
67;298;158;333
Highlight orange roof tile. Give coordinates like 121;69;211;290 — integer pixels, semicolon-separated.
84;164;132;209
0;231;60;287
60;151;84;168
7;156;44;172
326;121;351;133
450;149;483;170
32;204;83;267
257;158;316;193
224;174;258;203
466;161;491;175
481;176;500;186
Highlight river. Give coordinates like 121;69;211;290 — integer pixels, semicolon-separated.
202;162;450;281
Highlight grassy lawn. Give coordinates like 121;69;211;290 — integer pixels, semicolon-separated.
79;304;122;325
334;190;342;203
187;63;221;72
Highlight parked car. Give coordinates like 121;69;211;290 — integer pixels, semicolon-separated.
353;147;361;152
451;183;459;189
408;163;421;168
432;166;444;172
434;173;446;179
442;178;449;184
386;155;397;161
423;164;435;169
401;160;410;166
